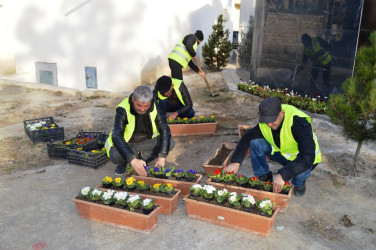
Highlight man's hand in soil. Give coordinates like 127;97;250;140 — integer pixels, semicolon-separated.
155;157;166;168
273;174;285;193
131;158;147;176
223;163;240;173
168;112;179;120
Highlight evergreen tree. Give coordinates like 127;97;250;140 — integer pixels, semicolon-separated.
238;15;254;71
202;14;233;71
326;31;376;169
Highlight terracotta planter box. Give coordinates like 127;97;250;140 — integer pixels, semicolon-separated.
131;174;202;196
168;122;217;136
206;179;292;213
72;197;161;234
97;184;181;216
238;124;253;156
184;196;279;237
202;142;236;176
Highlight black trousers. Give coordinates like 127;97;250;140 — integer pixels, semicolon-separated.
168;58;183;80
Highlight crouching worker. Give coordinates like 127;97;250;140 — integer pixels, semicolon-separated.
153;75;195;120
105;85;174;176
223;97;321;197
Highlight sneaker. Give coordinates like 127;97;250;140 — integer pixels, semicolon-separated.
258;171;273;182
115;165;126;176
293;183;306;197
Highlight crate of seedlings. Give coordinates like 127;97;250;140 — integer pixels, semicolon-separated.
46;131;104;159
67;134;109;169
24;116;64;143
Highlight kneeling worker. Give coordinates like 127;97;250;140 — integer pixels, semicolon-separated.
224;97;321;197
153;75;195;120
105;85;174;176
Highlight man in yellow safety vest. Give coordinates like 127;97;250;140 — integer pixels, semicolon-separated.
224;97;321;197
105;86;174;176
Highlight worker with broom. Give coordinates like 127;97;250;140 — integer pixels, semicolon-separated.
153;75;195;120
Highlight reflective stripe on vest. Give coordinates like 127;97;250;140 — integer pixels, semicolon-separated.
105;97;159;157
157;79;185;106
304;38;331;66
259;104;321;164
168;38;198;68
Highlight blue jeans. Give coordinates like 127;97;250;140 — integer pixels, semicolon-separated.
250;138;312;187
157;99;195;119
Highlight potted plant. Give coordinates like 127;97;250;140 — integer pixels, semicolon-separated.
100;190;115;205
214;188;229;204
235;175;249;187
256;198;276;217
184;169;197;182
262;181;273;192
135;180;150;192
124;177;137;191
208;168;222;183
242;194;256;213
173;169;184;180
114;191;128;207
222;172;236;185
141;198;155;215
280;182;293;194
190;184;202;198
159;183;175;196
165;166;175;179
102;176;113;188
249;176;263;190
150;183;162;193
202;184;216;201
127;194;142;212
228;192;242;208
167;115;217;136
112;177;126;189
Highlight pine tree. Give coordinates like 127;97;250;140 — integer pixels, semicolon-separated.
238;15;254;71
326;31;376;169
202;14;233;71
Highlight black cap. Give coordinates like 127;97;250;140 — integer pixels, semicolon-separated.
156;75;172;94
259;97;281;123
195;30;204;41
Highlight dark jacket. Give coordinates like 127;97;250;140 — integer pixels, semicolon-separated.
153;81;194;116
111;95;171;163
182;34;200;73
230;116;316;181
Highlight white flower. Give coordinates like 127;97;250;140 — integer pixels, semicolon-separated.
191;184;202;190
81;186;90;196
243;195;255;205
114;192;128;201
92;189;102;196
259;199;272;208
229;192;237;197
143;198;152;206
203;185;216;194
102;190;113;200
229;195;237;202
128;194;140;203
217;188;228;196
312;98;317;101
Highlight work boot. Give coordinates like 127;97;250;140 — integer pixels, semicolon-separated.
293;183;306;197
258;171;273;182
115;164;126;176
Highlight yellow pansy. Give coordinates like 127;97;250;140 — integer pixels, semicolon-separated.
126;177;135;185
153;183;161;189
65;141;71;145
103;176;112;182
167;183;173;187
211;116;215;119
51;124;56;127
137;181;145;185
199;116;204;119
115;177;122;183
77;147;83;151
183;118;188;120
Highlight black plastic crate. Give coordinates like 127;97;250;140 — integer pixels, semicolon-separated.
24;116;64;144
46;131;104;159
67;134;109;169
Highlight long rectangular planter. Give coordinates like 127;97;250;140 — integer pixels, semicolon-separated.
168;122;217;136
184;196;279;237
72;197;161;234
131;174;202;196
202;142;236;176
97;184;181;216
206;179;292;213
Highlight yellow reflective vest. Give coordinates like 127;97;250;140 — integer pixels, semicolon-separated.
168;37;198;68
157;79;185;106
304;37;331;66
259;104;321;164
105;97;159;157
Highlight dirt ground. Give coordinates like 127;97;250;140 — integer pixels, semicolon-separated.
0;68;376;249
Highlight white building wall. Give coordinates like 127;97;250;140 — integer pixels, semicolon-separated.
1;0;233;92
239;0;256;43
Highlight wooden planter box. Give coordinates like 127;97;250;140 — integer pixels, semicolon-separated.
97;184;181;216
168;122;217;136
72;197;161;234
206;179;293;213
202;142;236;176
184;196;279;237
238;124;253;156
131;174;202;196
